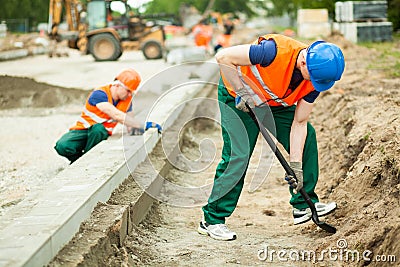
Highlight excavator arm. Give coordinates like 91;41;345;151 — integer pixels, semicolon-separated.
48;0;80;38
48;0;87;52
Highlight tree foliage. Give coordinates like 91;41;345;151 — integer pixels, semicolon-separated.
269;0;334;17
269;0;399;30
388;0;400;31
143;0;255;19
143;0;399;30
0;0;398;31
0;0;49;25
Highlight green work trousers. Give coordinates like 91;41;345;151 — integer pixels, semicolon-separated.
202;82;320;224
54;123;109;163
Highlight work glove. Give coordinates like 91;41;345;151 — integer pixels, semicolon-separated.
285;162;303;194
235;87;254;112
145;121;162;134
130;127;145;135
130;122;162;135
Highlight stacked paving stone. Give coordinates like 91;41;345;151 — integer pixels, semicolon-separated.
297;9;332;39
334;1;392;43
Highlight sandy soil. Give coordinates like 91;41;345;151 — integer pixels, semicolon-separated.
0;76;86;213
0;75;157;216
118;126;320;267
1;29;399;266
93;35;400;266
50;83;320;267
0;32;46;52
312;35;400;262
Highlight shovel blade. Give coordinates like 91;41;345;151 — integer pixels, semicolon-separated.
312;217;337;233
300;189;337;234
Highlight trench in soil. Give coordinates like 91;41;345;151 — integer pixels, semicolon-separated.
49;80;328;267
50;68;400;266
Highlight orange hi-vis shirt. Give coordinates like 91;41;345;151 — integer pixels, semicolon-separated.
221;34;315;107
70;84;132;135
193;24;213;47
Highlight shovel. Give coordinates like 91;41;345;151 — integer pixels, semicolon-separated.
247;105;337;234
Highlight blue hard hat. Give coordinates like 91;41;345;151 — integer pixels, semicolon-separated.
306;41;345;92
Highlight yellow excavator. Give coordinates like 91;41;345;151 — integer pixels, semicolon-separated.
48;0;166;61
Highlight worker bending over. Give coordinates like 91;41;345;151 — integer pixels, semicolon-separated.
198;34;345;241
54;68;162;163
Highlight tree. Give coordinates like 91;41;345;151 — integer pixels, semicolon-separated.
0;0;398;32
388;0;400;31
143;0;256;19
268;0;399;31
0;0;49;30
268;0;335;22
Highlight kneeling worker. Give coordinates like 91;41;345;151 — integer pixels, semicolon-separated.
54;68;162;163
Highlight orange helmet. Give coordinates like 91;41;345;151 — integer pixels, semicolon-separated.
115;68;141;92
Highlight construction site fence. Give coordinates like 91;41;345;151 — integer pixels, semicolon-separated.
0;18;30;33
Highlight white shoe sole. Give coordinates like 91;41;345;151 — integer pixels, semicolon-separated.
293;214;312;225
209;232;236;241
197;222;237;241
316;202;337;216
293;202;337;225
197;225;208;235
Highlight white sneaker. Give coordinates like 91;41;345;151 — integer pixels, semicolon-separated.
197;221;237;241
293;202;337;225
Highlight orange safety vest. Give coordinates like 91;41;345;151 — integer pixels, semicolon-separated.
221;34;315;107
70;85;132;135
193;24;213;47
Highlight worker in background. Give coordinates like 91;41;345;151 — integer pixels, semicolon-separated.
54;68;162;164
198;34;345;241
214;19;235;54
192;19;213;51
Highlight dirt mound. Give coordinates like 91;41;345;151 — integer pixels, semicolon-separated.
325;31;356;50
312;39;400;264
38;32;400;266
0;32;47;52
0;75;87;110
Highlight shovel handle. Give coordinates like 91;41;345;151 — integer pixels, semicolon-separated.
247;105;336;233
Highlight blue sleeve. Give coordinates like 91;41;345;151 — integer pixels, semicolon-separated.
302;90;320;103
249;39;277;67
88;90;108;106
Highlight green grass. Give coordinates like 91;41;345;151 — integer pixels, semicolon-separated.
359;33;400;78
363;132;372;141
392;61;400;77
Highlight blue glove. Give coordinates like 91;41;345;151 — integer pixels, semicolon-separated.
145;122;162;134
